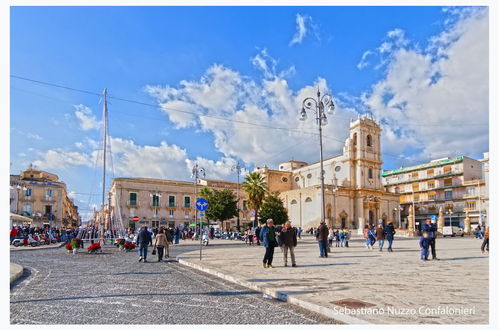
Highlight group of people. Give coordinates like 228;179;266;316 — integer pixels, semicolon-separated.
362;222;396;252
135;226;175;262
328;228;351;248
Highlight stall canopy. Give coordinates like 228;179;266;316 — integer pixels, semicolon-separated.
10;213;33;225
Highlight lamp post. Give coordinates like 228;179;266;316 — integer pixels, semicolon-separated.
300;88;335;225
231;162;245;232
446;209;453;228
192;163;206;260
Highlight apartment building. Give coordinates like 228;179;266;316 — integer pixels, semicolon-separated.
11;167;81;228
382;156;485;229
109;177;250;230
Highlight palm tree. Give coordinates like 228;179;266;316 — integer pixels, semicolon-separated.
241;172;267;226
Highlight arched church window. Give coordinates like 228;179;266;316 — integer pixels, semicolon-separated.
305;197;312;202
368;168;373;179
290;200;297;205
367;134;372;147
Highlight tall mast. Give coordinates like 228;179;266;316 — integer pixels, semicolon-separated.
101;88;108;236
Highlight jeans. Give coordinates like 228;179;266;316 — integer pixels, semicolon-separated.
421;248;429;260
174;235;179;244
365;238;371;246
318;240;328;257
481;238;489;252
156;245;164;260
138;244;148;260
387;239;393;249
378;239;385;249
282;246;296;266
263;246;275;265
429;238;437;259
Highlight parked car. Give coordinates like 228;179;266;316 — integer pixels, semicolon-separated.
442;226;464;237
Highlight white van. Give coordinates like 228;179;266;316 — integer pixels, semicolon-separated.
442;226;464;237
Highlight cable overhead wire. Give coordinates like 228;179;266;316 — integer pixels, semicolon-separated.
10;74;483;170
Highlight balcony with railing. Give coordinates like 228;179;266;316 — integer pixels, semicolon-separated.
126;200;140;207
20;195;33;201
42;196;55;203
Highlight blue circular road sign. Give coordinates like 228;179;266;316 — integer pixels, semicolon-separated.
196;198;209;211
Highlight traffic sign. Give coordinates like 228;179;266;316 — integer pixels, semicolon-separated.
199;212;205;217
196;198;209;211
431;215;437;221
250;209;255;216
132;216;140;222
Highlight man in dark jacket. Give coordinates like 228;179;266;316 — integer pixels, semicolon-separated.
259;219;277;268
421;218;439;260
316;221;329;258
137;226;152;262
279;221;298;267
255;224;261;246
383;221;396;252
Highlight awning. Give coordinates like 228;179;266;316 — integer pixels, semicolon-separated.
10;213;33;223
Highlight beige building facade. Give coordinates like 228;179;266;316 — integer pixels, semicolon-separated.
109;177;250;230
255;115;399;232
11;167;81;228
382;155;486;229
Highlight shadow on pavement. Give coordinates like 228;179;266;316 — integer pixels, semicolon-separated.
247;278;291;282
11;291;259;304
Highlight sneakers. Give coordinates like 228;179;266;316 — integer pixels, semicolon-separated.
143;259;147;263
268;264;273;268
292;264;297;267
138;257;143;262
263;263;267;268
284;264;288;267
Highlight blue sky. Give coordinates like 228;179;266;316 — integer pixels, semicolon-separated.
10;6;489;220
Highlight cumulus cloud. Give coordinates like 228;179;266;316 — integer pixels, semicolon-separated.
145;50;358;169
74;104;101;130
360;7;488;162
33;149;91;171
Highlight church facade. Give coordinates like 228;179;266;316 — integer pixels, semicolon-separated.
254;115;400;233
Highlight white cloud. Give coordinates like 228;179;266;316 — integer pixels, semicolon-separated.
33;149;91;171
146;50;358;169
360;7;488;161
357;50;373;69
289;13;320;46
74;104;101;131
290;13;307;46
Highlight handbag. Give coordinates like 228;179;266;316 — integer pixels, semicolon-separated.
152;245;157;255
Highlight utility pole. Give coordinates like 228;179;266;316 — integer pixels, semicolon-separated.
192;164;206;260
100;88;108;239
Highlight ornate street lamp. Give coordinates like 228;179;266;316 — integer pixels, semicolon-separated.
300;88;335;225
231;162;245;232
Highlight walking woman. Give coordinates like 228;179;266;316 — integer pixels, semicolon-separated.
153;228;168;262
481;225;489;254
376;224;385;251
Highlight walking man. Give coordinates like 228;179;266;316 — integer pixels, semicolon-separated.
280;221;297;267
376;224;385;251
259;219;277;268
316;221;329;258
137;226;152;262
422;218;439;260
384;221;396;252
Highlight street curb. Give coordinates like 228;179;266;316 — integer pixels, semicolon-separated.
10;263;24;283
177;257;371;325
10;242;65;252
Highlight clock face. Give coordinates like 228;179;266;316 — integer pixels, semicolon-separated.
335;166;341;172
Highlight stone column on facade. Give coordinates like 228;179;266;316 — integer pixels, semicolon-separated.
407;204;415;237
464;209;471;234
437;206;445;235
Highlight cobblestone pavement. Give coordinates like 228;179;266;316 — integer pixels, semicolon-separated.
177;235;489;324
10;243;340;324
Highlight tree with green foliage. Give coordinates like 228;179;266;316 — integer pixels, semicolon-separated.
198;187;238;228
241;172;267;226
258;191;289;225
